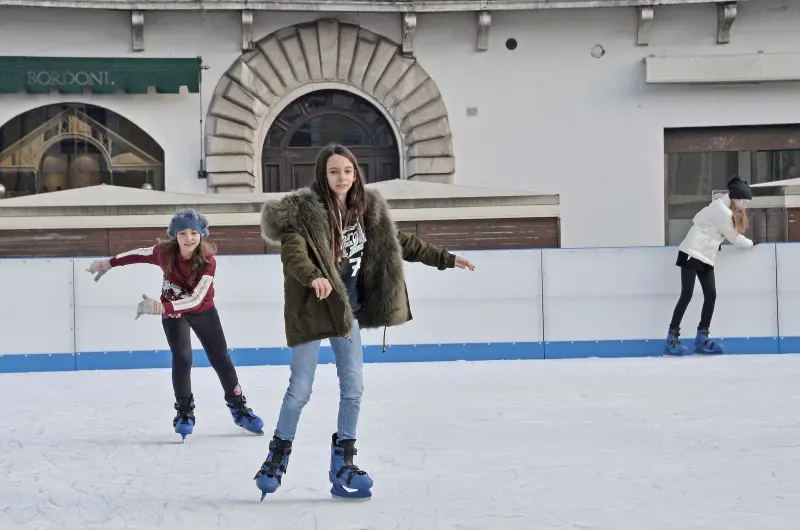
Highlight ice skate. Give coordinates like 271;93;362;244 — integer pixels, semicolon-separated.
226;394;264;435
329;433;373;501
695;327;724;355
254;436;293;500
663;327;689;356
173;395;195;442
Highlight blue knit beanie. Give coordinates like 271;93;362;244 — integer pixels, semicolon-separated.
168;209;209;238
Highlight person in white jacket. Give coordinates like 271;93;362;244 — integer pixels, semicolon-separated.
665;177;754;356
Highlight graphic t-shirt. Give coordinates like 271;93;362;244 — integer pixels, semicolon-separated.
340;220;367;313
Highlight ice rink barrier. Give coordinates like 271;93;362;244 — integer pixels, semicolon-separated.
1;243;796;373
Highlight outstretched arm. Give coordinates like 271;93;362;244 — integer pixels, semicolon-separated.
86;245;161;281
396;230;475;271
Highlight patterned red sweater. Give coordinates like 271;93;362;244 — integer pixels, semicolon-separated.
109;245;216;315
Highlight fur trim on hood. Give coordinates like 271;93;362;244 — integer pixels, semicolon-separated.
260;187;327;245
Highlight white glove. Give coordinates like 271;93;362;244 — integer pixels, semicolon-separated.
135;294;165;319
86;259;112;282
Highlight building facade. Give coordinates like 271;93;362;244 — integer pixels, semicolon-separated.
0;0;799;248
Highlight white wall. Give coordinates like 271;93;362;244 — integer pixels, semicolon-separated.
2;3;800;246
0;8;398;195
414;1;800;248
1;244;797;373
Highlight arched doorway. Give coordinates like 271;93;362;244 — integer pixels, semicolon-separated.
204;19;455;193
261;90;399;192
0;103;164;198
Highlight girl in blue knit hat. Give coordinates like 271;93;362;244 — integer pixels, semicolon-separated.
85;208;264;441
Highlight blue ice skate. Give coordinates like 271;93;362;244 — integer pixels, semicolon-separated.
663;327;688;356
694;327;724;355
329;433;373;501
254;436;293;501
226;394;264;435
173;395;195;442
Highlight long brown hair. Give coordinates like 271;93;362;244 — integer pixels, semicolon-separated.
157;237;217;285
732;202;749;235
313;144;366;268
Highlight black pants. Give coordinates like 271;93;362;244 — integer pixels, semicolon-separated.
669;264;717;331
162;305;240;402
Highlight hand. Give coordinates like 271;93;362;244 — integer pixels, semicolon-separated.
86;259;111;282
453;255;475;271
135;294;165;319
311;278;333;299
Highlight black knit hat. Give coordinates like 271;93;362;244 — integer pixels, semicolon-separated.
727;177;753;200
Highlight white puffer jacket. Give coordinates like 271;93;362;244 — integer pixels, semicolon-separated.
678;194;753;266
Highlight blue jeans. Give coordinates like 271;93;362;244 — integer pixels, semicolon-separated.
274;321;364;441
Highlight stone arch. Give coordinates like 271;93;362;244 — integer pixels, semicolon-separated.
204;18;455;193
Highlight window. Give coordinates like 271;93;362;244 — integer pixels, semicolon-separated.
0;103;164;198
665;125;800;244
262;90;399;192
288;114;372;147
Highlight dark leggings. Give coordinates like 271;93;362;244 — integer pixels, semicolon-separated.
162;306;240;402
669;265;717;331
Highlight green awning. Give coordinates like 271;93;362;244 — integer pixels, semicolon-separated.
0;56;202;95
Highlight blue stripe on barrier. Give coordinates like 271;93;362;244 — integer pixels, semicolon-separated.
4;342;546;373
1;338;796;374
777;337;800;355
0;353;76;373
544;336;782;359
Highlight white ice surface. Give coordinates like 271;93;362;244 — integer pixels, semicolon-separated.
2;355;800;530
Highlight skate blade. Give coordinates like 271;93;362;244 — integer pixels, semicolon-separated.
331;493;371;501
235;422;265;436
244;429;265;436
330;485;371;501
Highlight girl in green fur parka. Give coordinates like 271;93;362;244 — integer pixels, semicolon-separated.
254;144;475;500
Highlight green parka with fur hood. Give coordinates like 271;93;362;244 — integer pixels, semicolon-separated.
260;185;456;348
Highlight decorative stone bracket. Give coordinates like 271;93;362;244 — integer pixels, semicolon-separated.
131;11;144;51
635;2;737;46
204;18;455;193
636;6;653;46
242;10;254;52
476;12;491;51
717;2;737;44
401;13;417;57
